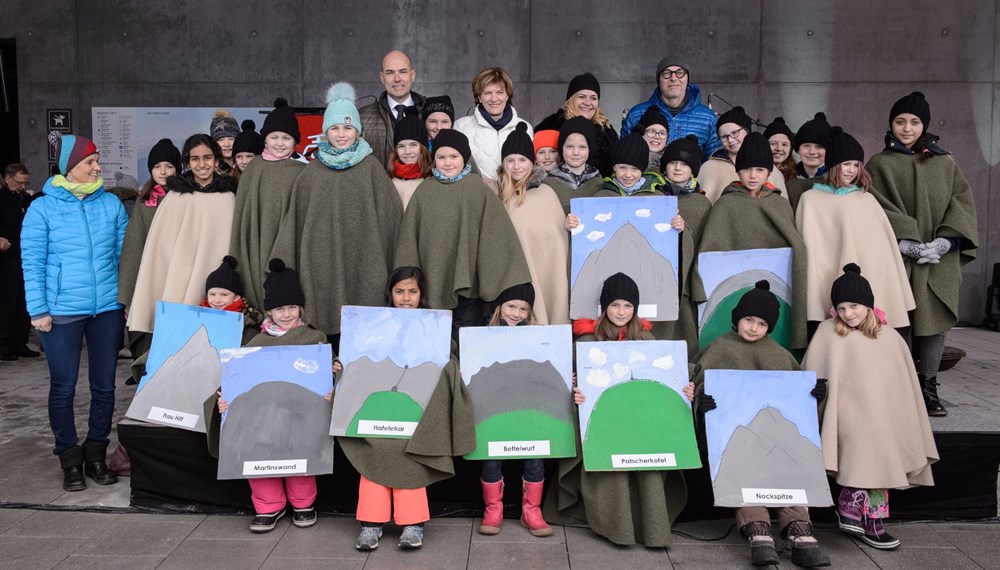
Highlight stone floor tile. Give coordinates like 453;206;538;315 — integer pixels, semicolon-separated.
52;554;164;569
2;509;120;538
0;536;86;570
564;526;670;569
188;512;289;541
470;517;566;543
71;514;202;557
157;537;276;570
269;516;366;559
362;524;472;570
467;541;568;570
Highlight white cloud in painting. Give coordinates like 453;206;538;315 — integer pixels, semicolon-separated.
628;350;646;363
586;230;605;242
594;212;612;222
654;223;671;233
293;358;320;374
586;369;611;388
612;363;630;380
570;223;585;236
588;347;607;366
652;355;675;370
634;208;651;218
219;346;263;363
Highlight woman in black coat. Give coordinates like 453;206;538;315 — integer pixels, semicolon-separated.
534;73;619;177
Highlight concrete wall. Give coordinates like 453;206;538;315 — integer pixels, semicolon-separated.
3;0;997;325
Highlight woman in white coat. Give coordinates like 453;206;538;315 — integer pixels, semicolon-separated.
455;67;533;183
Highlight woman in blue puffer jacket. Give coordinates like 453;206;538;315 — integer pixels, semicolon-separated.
20;133;128;492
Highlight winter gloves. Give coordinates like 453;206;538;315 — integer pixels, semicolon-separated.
899;237;954;265
811;378;828;400
698;394;717;413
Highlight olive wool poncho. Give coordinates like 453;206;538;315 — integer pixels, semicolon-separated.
867;150;979;337
698;183;809;349
543;325;687;547
270;155;403;336
229;157;305;312
394;174;531;310
545;173;604;215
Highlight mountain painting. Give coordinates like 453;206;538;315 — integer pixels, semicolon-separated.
330;306;452;439
459;325;575;460
697;248;794;350
569;196;679;321
576;340;700;471
217;344;334;480
125;301;244;433
704;369;833;507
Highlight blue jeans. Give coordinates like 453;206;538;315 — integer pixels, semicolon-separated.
482;459;545;483
39;309;124;455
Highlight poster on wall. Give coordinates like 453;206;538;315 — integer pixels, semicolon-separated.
91;107;271;184
459;325;576;460
575;340;699;471
569;196;680;321
703;369;832;508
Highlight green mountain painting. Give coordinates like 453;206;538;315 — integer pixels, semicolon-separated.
583;379;702;471
345;390;425;439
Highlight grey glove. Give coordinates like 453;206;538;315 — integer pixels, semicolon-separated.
923;237;952;257
899;239;923;260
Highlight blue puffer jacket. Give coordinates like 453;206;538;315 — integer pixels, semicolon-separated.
621;83;722;161
20;178;128;318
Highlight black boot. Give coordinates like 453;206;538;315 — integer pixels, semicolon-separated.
742;521;779;566
59;446;86;492
919;374;948;417
783;521;831;568
82;441;118;485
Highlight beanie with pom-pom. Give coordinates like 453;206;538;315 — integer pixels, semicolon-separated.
763;116;794;142
731;279;780;332
147;137;182;174
824;126;864;169
232;119;264;156
210;109;240;141
794;112;831;151
263;258;305;310
262;97;301;143
323;82;361;135
205;255;244;297
830;263;874;310
501;122;534;160
889;91;930;128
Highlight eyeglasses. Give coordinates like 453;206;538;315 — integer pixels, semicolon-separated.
643;128;668;139
659;68;688;79
720;127;745;142
6;177;29;190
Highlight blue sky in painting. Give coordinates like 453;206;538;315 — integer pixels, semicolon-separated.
569;196;679;285
703;369;820;478
339;306;451;368
459;325;573;386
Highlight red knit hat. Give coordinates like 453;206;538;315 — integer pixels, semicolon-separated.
533;130;559;155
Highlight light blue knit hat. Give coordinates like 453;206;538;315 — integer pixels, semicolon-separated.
322;82;361;135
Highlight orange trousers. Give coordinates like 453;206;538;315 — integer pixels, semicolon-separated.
356;476;430;525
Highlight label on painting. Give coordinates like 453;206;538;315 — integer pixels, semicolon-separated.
148;406;198;429
357;420;418;436
637;304;658;318
243;459;307;476
741;488;808;504
611;453;677;468
488;441;551;457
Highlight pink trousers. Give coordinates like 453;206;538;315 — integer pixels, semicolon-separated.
247;476;317;514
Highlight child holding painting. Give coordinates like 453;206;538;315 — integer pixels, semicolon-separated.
198;256;262;343
802;264;938;550
478;283;552;537
340;266;475;551
543;273;692;548
211;258;331;533
692;281;830;568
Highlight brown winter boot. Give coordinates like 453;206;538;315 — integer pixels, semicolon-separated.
479;479;504;535
519;479;553;537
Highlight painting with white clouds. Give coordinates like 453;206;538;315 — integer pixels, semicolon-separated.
569;196;680;320
575;340;700;471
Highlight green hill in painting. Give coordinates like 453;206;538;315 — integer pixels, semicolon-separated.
465;408;577;460
583;380;701;471
346;390;423;439
700;287;793;350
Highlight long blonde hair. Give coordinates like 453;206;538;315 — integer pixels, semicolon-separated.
495;165;530;209
563;97;612;130
833;308;881;339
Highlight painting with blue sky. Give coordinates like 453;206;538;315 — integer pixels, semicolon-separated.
697;247;793;325
339;306;452;369
569;196;679;283
704;369;820;478
137;301;243;392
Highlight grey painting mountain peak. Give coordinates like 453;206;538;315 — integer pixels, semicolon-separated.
712;406;832;507
330;356;442;435
125;325;220;432
466;359;573;424
571;222;678;320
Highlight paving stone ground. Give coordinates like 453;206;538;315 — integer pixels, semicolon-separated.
1;328;998;569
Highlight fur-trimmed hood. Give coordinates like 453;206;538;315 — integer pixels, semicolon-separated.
572;317;652;338
526;165;549;190
166;170;238;194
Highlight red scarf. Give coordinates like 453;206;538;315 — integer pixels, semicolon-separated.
144;184;166;207
394;161;424;180
199;297;246;313
572;318;653;340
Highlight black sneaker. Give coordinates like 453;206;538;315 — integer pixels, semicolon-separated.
292;506;317;528
836;511;864;536
859;518;900;550
16;346;40;358
249;509;286;533
743;521;779;567
784;521;831;568
62;466;86;492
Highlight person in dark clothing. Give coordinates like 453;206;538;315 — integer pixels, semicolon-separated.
0;163;38;361
359;50;427;168
534;72;619;177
